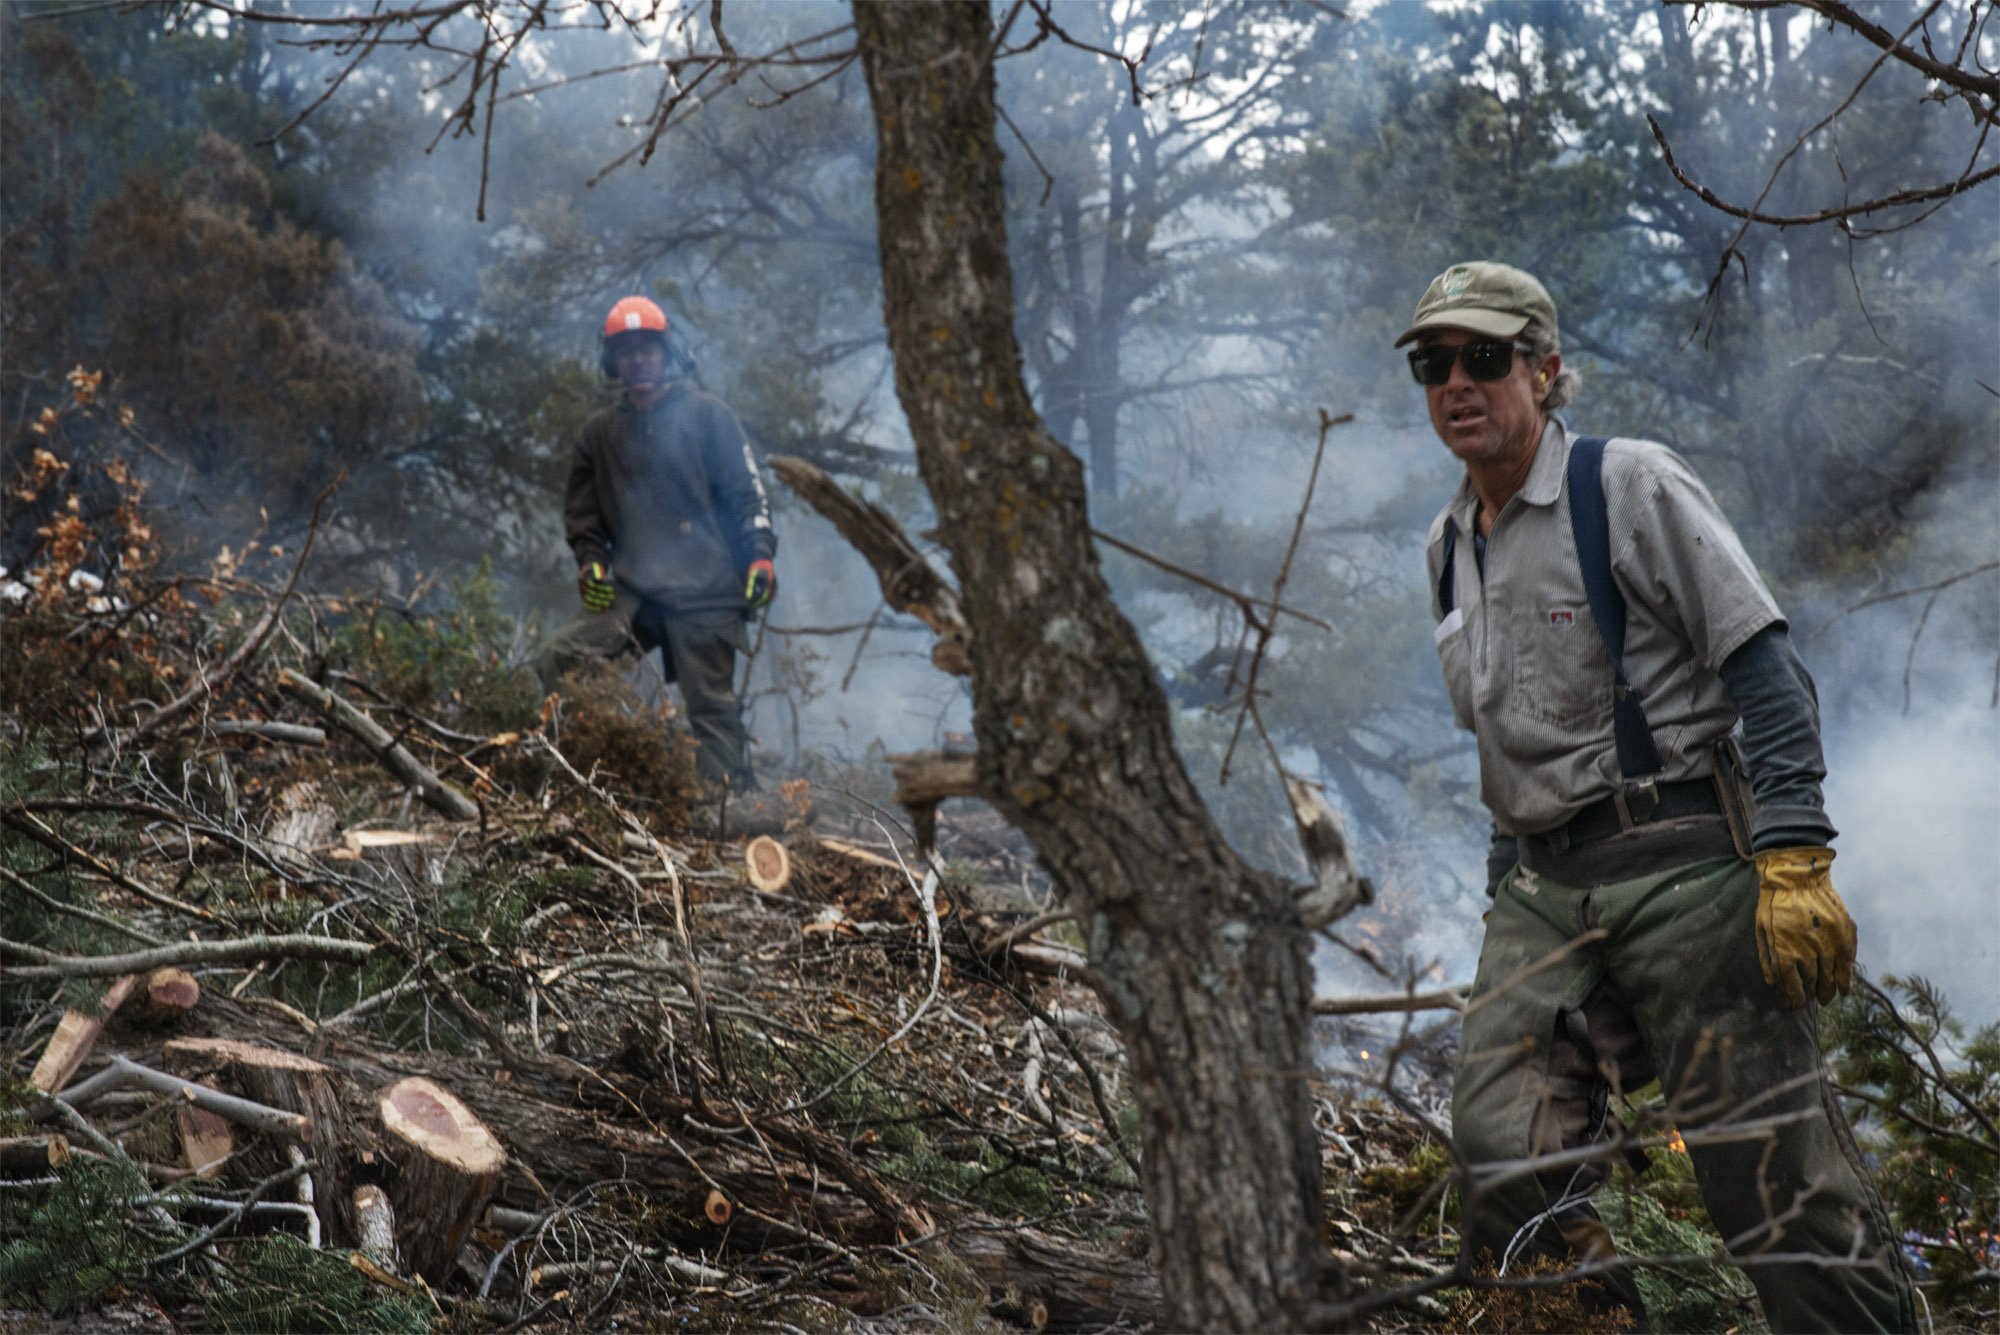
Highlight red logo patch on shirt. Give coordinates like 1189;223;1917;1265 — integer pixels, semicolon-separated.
1548;608;1576;626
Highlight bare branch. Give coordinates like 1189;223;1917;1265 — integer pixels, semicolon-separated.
1;933;372;981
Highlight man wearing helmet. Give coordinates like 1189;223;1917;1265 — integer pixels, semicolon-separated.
536;295;777;792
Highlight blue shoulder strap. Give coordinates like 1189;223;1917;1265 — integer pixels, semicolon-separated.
1437;523;1458;617
1567;436;1663;780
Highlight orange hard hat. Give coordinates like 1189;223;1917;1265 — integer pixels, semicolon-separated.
603;295;669;339
601;296;671;378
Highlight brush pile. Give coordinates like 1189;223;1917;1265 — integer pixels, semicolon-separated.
0;465;1474;1332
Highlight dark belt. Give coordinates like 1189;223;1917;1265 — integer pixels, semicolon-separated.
1519;777;1740;887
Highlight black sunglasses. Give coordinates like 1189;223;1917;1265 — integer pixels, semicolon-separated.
1408;340;1533;387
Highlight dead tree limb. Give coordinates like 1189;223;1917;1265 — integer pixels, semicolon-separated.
1091;526;1333;632
3;933;372;981
0;865;165;947
0;808;217;922
51;1055;313;1141
1311;986;1469;1017
767;455;972;675
277;670;480;820
208;719;328;746
1287;776;1373;930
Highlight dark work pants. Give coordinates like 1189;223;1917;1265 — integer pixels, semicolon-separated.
534;590;753;789
1454;853;1916;1333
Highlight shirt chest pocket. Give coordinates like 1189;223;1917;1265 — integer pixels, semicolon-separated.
1509;605;1611;729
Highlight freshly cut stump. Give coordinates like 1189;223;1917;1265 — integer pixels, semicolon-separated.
130;968;201;1027
377;1076;505;1284
744;836;791;893
165;1037;353;1241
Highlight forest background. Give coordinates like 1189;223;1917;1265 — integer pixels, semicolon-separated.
4;0;1996;1020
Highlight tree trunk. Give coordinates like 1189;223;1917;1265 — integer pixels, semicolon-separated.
852;6;1335;1328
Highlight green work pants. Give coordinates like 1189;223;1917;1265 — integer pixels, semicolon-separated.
534;591;754;789
1455;853;1915;1333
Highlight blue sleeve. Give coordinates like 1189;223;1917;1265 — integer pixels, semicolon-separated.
1717;624;1837;851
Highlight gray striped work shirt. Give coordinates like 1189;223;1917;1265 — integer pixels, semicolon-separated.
1425;420;1782;836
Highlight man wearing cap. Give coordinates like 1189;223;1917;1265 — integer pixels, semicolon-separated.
1405;262;1912;1330
536;295;776;793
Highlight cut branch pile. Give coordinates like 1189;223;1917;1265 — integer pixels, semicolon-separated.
0;466;1501;1331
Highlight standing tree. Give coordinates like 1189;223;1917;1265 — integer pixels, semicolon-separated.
852;5;1334;1327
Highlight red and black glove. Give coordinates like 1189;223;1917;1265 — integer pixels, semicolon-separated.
743;559;777;610
579;561;616;612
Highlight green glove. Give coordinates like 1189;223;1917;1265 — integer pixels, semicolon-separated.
1753;846;1858;1009
578;561;616;613
744;559;776;610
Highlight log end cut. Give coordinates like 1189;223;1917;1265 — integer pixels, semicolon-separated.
379;1077;505;1176
130;967;201;1027
744;836;791;893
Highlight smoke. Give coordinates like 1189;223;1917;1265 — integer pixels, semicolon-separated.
1826;696;2000;1025
39;2;1995;1028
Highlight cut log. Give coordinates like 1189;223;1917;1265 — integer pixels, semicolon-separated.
743;836;791;893
703;1188;733;1227
377;1076;505;1284
177;1105;235;1179
0;1133;71;1175
952;1224;1159;1329
353;1184;399;1273
129;967;201;1027
165;1037;354;1243
27;974;139;1094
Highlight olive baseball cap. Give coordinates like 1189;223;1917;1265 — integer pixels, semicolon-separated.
1394;262;1557;347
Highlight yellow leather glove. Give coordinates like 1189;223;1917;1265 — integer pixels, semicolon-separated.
1753;846;1858;1009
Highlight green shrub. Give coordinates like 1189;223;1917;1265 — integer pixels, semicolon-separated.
327;559;540;736
201;1235;431;1333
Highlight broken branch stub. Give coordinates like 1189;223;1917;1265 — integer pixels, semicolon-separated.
888;749;980;855
1286;776;1372;929
767;455;971;674
376;1076;505;1284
